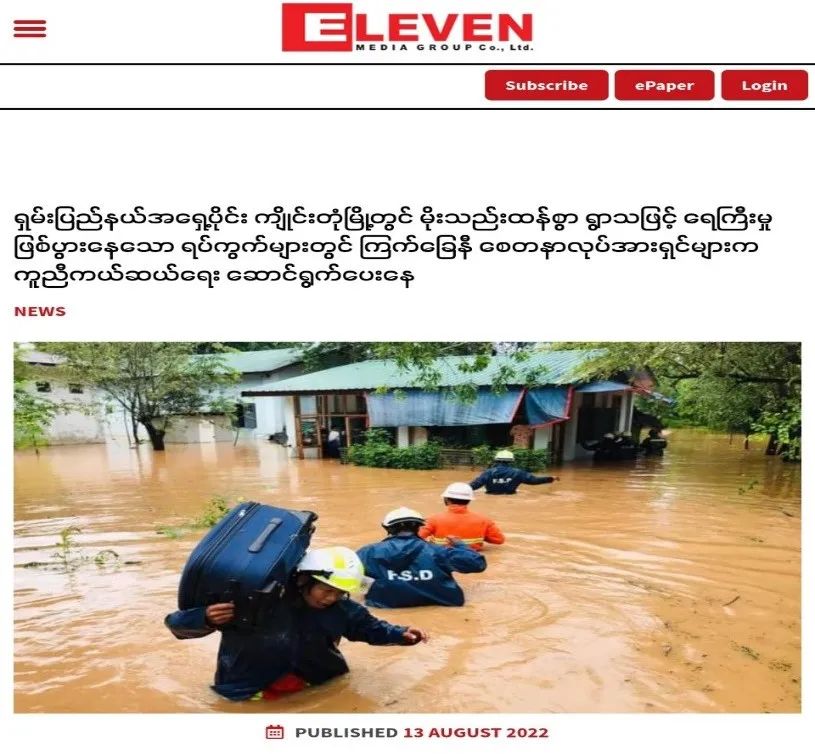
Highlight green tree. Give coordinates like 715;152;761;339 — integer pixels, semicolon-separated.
556;342;801;460
356;341;801;461
191;342;295;354
40;343;240;451
13;346;58;450
299;342;542;401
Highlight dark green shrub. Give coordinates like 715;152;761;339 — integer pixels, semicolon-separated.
347;441;443;470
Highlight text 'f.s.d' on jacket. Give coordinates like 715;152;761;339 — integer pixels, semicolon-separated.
357;532;486;608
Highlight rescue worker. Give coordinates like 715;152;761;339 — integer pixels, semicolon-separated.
616;431;639;459
357;507;486;608
469;449;559;494
640;428;668;456
164;546;427;701
419;482;505;551
593;433;618;461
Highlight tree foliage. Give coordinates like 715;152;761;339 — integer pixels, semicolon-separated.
39;343;240;451
191;342;295;354
340;341;801;461
14;346;58;449
296;342;543;402
557;342;801;460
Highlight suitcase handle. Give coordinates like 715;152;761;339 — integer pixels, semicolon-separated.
248;518;282;553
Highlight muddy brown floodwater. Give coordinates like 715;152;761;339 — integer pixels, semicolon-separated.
14;429;800;713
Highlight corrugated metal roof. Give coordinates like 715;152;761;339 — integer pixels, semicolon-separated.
244;349;600;395
211;348;302;374
18;349;65;366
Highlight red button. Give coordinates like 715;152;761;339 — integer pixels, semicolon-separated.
721;70;808;100
615;70;714;100
485;70;608;100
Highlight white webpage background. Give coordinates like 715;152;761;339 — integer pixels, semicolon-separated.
2;1;813;752
0;1;812;63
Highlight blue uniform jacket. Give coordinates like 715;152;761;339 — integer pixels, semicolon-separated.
357;533;486;608
469;462;556;494
165;594;408;700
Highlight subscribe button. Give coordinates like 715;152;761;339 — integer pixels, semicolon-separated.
485;70;609;100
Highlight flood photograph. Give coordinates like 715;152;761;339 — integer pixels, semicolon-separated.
13;342;801;713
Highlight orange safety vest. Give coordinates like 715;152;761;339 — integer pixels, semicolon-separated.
419;504;505;551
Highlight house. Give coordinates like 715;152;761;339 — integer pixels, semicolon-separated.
16;349;108;444
175;348;305;443
242;349;639;463
16;347;306;446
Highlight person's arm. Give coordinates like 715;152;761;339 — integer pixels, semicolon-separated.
418;518;435;541
469;470;488;491
341;601;426;645
484;520;505;545
521;470;559;485
164;602;233;639
438;538;487;573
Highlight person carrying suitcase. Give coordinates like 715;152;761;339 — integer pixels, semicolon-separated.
165;546;428;701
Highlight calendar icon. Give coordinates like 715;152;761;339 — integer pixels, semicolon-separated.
265;725;285;739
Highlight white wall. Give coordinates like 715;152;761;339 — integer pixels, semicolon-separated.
283;396;298;458
236;364;304;438
165;415;234;443
165;417;209;443
253;396;288;437
23;380;107;445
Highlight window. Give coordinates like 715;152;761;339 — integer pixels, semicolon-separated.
300;395;317;414
35;382;51;393
300;418;319;447
345;394;366;413
69;384;84;394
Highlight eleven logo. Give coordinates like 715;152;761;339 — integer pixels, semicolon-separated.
281;3;534;52
282;3;353;51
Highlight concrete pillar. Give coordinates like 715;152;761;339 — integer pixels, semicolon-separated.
533;425;552;450
626;390;635;431
617;391;634;432
397;426;409;448
562;392;582;461
283;396;298;458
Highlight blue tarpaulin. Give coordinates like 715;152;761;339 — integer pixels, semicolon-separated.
367;388;524;427
525;387;572;426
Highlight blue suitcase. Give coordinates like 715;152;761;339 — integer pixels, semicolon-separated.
177;502;317;629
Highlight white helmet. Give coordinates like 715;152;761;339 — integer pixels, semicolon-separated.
297;546;367;593
494;449;515;461
442;482;474;502
382;506;425;529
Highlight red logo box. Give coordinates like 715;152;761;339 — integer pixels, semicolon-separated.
721;70;808;100
615;70;714;100
485;70;608;100
282;3;353;51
